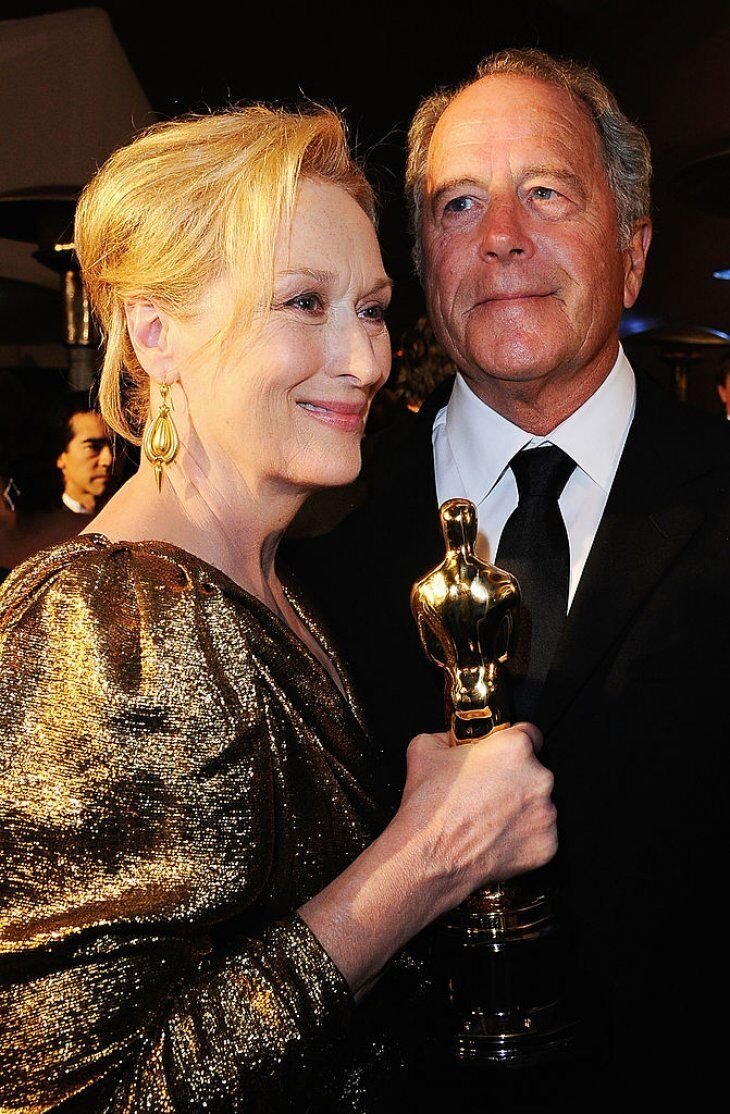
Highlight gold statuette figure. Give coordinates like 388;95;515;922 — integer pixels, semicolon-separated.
411;498;574;1066
411;498;519;740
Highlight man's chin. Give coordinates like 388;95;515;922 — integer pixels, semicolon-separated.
462;322;565;380
463;352;562;385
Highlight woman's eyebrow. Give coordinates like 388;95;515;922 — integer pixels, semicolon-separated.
276;267;334;284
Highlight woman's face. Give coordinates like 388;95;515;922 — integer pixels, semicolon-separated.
179;178;392;497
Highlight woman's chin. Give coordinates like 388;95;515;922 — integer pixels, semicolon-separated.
300;454;362;493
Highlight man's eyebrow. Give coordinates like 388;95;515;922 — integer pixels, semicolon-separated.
428;177;482;205
428;168;587;207
82;438;110;448
521;165;586;195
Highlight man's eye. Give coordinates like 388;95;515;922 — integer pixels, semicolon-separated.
443;196;475;214
531;186;558;201
287;293;323;313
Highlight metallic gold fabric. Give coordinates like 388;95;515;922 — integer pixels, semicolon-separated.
0;535;385;1111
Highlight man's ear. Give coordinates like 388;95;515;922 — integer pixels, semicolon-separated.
623;219;652;309
124;297;176;383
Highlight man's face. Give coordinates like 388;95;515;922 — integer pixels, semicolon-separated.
420;75;650;414
56;411;113;510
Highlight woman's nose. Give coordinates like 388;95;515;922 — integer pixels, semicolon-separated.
331;318;390;388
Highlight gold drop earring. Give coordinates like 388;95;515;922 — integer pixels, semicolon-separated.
143;378;179;492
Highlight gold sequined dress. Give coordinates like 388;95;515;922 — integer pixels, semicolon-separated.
0;535;394;1112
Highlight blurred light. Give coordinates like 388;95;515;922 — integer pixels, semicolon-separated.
712;268;730;280
619;311;664;338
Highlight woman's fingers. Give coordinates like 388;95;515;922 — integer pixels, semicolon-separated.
401;722;557;903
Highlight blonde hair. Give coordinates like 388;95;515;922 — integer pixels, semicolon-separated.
75;105;375;443
407;48;651;270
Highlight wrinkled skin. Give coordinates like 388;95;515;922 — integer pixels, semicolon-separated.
421;74;651;434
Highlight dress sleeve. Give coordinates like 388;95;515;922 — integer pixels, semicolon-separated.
0;543;354;1112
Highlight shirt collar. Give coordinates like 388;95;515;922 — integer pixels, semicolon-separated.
62;491;93;515
439;345;635;502
541;346;636;491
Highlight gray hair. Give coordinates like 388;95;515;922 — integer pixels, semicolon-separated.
406;48;652;270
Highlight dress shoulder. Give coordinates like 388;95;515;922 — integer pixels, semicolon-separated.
0;534;358;1110
0;533;218;632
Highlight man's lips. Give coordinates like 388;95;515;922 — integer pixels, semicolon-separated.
475;290;554;305
296;400;367;432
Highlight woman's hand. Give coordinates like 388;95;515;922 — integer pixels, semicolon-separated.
396;723;557;907
299;723;557;998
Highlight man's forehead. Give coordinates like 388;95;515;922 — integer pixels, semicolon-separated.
70;411;108;440
437;73;585;128
426;73;600;179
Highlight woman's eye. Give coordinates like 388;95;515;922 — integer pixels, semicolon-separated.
287;293;323;313
443;196;475;214
358;303;387;323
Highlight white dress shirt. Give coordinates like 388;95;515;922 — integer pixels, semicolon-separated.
62;492;93;515
433;347;636;608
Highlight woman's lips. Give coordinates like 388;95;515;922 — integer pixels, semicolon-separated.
297;400;366;432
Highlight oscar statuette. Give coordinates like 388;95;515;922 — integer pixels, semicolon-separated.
411;498;574;1065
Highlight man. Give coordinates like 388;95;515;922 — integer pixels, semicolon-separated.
55;394;114;516
291;49;729;1103
0;395;114;574
717;356;730;419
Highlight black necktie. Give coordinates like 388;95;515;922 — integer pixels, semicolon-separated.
495;445;576;722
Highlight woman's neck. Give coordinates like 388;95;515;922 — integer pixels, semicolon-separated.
86;449;348;697
85;453;305;606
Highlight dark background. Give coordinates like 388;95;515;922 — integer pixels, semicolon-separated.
3;0;730;409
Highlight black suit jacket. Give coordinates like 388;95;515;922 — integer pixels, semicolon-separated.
288;373;730;1098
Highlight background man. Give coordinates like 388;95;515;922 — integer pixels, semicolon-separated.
717;355;730;418
55;393;114;516
292;49;729;1103
1;394;114;575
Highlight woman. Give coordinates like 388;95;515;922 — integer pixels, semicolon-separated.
0;106;556;1111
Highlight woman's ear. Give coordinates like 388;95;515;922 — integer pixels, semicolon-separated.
124;298;177;383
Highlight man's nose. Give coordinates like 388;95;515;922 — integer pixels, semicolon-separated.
478;194;534;262
98;445;113;469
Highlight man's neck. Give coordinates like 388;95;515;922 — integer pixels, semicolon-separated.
461;343;620;436
62;491;94;515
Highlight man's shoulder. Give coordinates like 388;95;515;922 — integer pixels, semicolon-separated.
633;373;730;489
636;372;729;446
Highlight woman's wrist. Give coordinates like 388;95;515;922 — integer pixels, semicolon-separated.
297;810;453;998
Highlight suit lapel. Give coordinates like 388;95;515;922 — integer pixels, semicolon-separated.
538;377;708;736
